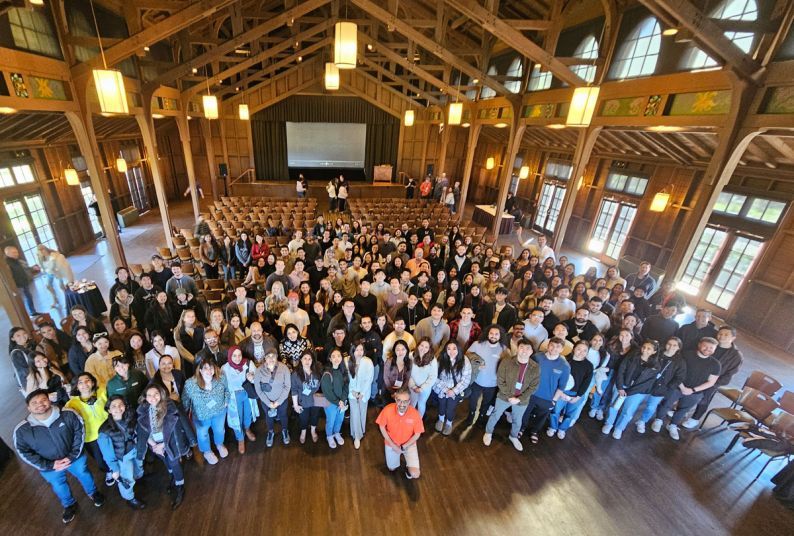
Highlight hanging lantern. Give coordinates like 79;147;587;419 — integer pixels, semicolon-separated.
650;191;671;212
64;167;79;186
404;109;415;127
519;165;529;179
486;157;495;170
325;62;340;90
334;21;357;69
238;104;250;120
448;102;463;125
566;86;600;127
116;158;127;173
203;95;218;120
92;69;129;115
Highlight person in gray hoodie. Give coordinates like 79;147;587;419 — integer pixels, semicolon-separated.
254;351;291;447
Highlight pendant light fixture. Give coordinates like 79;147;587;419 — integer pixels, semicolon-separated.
238;104;250;120
566;86;600;127
89;0;129;114
650;189;672;212
486;157;495;170
334;3;357;69
115;155;127;173
325;62;340;90
202;67;218;120
64;166;79;186
448;71;463;125
519;165;529;179
404;109;415;127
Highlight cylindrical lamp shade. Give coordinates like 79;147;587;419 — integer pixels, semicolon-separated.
325;62;340;90
486;157;495;170
650;191;671;212
448;102;463;125
92;69;129;115
566;86;600;127
519;165;529;179
238;104;250;120
64;167;79;186
203;95;219;120
116;158;127;173
334;21;357;69
404;110;415;127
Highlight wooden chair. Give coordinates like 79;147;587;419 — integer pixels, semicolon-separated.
718;371;782;408
172;235;187;247
157;247;174;262
203;278;225;291
778;391;794;414
714;388;779;436
181;263;196;277
202;289;224;306
177;247;193;264
129;263;145;280
733;412;794;481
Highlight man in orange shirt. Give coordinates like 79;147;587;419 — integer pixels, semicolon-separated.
376;386;425;479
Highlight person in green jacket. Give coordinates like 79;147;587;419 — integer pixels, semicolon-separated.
106;356;147;409
321;349;349;449
482;338;541;452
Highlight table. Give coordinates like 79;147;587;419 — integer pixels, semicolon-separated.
373;165;393;182
65;287;107;317
473;204;515;235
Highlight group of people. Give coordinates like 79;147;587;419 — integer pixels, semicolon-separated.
8;210;746;525
404;173;461;214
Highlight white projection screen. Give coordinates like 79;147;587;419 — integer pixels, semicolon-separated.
286;122;366;168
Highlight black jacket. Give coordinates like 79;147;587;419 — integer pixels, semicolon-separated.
650;354;687;396
68;343;92;377
98;412;137;460
14;408;84;471
144;302;178;343
133;285;161;323
6;256;32;287
714;344;743;387
615;354;660;396
135;400;195;462
478;302;518;333
676;321;718;351
563;319;599;343
10;343;36;390
108;278;140;305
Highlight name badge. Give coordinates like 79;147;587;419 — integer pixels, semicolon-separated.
302;386;312;396
394;380;403;388
514;382;523;390
409;325;416;331
207;399;217;408
572;336;580;343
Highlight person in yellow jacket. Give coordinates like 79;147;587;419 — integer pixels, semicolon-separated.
65;372;113;486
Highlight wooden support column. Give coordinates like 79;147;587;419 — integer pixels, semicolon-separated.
667;80;759;279
176;113;201;219
418;123;432;178
457;123;482;214
492;111;526;238
396;119;406;182
0;257;33;331
135;95;174;250
200;118;220;200
437;123;452;178
551;126;602;251
64;110;126;267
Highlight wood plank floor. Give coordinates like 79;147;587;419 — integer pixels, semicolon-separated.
1;201;794;535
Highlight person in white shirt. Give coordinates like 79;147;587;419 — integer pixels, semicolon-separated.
382;318;416;362
278;292;310;337
347;341;375;449
408;339;439;417
587;297;612;333
550;285;576;321
287;230;305;253
523;307;549;350
528;234;556;264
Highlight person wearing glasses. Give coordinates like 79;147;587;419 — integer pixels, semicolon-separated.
376;386;425;480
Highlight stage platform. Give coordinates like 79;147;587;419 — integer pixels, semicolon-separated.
230;180;406;199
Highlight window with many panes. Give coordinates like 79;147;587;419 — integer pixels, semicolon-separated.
534;182;566;233
571;35;599;84
679;226;728;295
605;171;649;196
589;199;637;259
684;0;758;71
0;164;37;188
527;65;552;91
80;184;103;235
611;17;661;79
4;194;57;264
505;57;523;93
545;159;573;181
7;8;61;58
480;66;498;99
712;190;787;224
706;235;762;309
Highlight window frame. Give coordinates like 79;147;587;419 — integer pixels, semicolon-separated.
604;170;649;197
611;16;662;80
588;198;638;259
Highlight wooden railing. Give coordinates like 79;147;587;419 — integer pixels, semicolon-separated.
230;168;255;185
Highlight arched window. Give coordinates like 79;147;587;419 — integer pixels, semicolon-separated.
527;65;552;91
480;65;498;99
505;57;523;93
684;0;758;71
571;35;599;83
611;17;662;79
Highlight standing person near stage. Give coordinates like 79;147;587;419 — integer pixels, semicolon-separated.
376;386;425;480
326;178;338;212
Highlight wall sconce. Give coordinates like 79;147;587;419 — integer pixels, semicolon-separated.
64;167;79;186
519;165;529;179
486;157;495;170
115;157;127;173
650;190;671;212
403;110;414;127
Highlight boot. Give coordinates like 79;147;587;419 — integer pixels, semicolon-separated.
127;497;146;510
171;485;184;510
166;476;175;496
238;440;246;454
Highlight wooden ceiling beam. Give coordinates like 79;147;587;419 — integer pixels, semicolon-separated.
359;56;441;106
444;0;586;87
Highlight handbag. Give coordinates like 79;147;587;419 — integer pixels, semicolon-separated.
241;363;258;399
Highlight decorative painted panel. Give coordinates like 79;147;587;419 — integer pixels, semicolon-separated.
668;90;731;116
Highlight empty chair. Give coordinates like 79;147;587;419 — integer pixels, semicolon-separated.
172;235;187;247
202;289;224;307
736;412;794;481
177;247;193;264
718;371;782;408
778;391;794;414
203;279;225;291
157;247;174;262
719;389;780;447
129;263;145;280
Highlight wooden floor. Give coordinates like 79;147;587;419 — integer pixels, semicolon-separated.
2;201;794;535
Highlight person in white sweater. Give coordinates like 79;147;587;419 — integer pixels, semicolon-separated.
409;338;439;417
347;341;375;449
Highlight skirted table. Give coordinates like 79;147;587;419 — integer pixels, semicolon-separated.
473;205;515;235
65;286;107;317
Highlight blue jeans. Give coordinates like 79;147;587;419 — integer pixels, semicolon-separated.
370;364;380;400
115;450;142;500
194;410;226;452
325;403;346;437
590;372;613;411
639;395;665;423
40;454;97;508
21;285;36;315
603;387;622;426
232;390;254;441
613;393;649;432
551;390;589;431
263;399;289;432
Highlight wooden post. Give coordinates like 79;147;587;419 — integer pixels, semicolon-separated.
418;122;432;178
551;126;602;251
492;112;526;238
457;123;482;215
436;122;452;178
200;118;220;200
176;113;201;219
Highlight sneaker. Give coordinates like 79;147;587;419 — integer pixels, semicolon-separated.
266;431;275;448
483;433;492;446
556;430;566;440
435;420;444;433
91;491;105;507
217;444;229;458
62;504;77;524
354;438;361;450
595;410;604;421
682;418;700;430
668;424;680;441
588;408;597;419
601;424;612;435
636;421;646;434
546;428;556;437
612;429;623;440
105;473;116;487
282;430;291;445
405;471;413;480
505;412;513;424
508;436;524;452
204;451;218;465
667;410;674;418
442;422;453;436
651;419;663;433
245;429;256;442
327;435;337;449
334;433;345;445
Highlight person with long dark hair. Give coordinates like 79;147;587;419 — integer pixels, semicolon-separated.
136;383;196;509
10;326;37;394
347;341;374;449
254;351;291;447
97;395;145;509
144;291;178;345
431;341;472;435
68;326;94;377
25;351;69;406
408;338;438;418
639;337;686;434
291;350;322;444
65;372;113;486
183;360;230;465
235;232;253;279
149;354;186;403
383;339;412;395
321;348;350;449
221;346;258;454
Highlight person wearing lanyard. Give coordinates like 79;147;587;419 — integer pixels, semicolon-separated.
383;340;412;395
253;351;291;447
547;340;594;440
483;338;540;452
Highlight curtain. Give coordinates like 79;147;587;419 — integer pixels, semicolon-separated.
251;95;399;180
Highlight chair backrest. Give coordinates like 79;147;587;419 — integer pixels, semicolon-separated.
771;411;794;440
744;370;782;397
741;388;780;422
778;390;794;414
204;279;225;290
